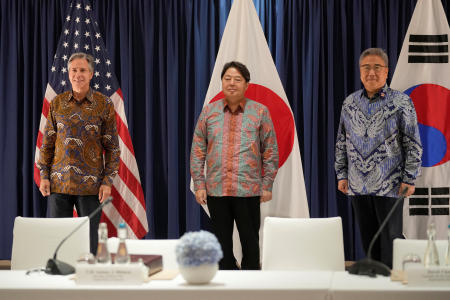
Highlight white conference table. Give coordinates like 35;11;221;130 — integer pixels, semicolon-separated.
0;270;332;300
1;270;449;300
330;272;450;300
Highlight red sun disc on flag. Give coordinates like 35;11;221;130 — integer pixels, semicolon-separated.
210;83;295;168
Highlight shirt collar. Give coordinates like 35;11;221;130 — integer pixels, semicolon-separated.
362;84;389;101
222;98;247;112
68;88;94;103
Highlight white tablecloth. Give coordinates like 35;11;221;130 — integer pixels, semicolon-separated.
2;270;450;300
0;270;332;300
330;271;450;300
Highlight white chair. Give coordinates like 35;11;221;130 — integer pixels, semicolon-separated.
262;217;345;271
11;216;90;270
392;238;448;270
108;237;179;270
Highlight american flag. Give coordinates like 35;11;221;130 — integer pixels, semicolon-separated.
34;0;149;239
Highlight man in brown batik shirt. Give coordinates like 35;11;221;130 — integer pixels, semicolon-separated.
37;52;120;254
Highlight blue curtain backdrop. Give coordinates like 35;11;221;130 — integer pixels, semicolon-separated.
0;0;449;260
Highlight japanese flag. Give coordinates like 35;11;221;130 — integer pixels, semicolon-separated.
195;0;309;261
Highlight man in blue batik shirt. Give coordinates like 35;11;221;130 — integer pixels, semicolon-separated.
335;48;423;268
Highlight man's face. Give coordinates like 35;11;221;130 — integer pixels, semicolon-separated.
222;67;249;104
69;58;93;94
360;55;388;95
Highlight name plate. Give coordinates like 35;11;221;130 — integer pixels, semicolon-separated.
407;266;450;287
76;263;148;285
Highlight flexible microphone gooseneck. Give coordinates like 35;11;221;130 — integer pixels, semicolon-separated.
348;188;408;277
45;196;113;275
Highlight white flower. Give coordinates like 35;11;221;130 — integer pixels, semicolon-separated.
175;230;223;267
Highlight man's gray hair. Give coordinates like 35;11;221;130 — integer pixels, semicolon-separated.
359;48;388;66
68;52;95;73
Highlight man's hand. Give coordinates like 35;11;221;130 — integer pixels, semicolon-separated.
399;183;415;197
195;189;207;205
260;190;272;203
99;185;111;203
337;179;348;195
39;179;51;197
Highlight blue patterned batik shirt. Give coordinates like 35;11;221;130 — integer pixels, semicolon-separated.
335;85;423;198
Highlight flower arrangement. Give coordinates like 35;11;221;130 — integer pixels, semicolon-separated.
175;230;223;267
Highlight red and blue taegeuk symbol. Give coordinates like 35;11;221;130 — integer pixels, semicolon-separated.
405;84;450;167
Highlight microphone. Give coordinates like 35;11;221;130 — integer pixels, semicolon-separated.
348;187;408;277
45;197;113;275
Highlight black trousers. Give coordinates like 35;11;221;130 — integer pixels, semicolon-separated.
48;193;101;255
350;195;404;268
207;196;261;270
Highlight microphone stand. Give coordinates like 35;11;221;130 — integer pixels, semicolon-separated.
45;197;113;275
348;189;407;277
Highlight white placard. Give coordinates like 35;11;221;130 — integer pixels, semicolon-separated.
407;266;450;287
76;263;148;285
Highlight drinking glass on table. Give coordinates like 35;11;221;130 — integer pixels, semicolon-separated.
77;252;95;264
402;253;422;271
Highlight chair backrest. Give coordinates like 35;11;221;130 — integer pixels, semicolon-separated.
11;216;89;270
392;238;448;270
108;237;179;270
262;217;345;271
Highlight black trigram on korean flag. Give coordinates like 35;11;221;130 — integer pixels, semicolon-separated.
408;187;450;216
408;34;449;63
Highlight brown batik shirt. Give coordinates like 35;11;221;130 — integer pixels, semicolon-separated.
38;89;120;195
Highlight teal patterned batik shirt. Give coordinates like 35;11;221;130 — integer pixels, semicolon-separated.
335;85;423;198
190;98;279;197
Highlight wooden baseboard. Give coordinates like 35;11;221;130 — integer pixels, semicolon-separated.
345;261;355;270
0;260;11;270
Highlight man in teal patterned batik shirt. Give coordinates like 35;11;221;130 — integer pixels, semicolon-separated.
190;61;279;270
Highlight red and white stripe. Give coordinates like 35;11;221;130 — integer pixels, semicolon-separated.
34;84;149;239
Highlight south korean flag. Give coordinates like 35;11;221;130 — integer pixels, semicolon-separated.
391;0;450;239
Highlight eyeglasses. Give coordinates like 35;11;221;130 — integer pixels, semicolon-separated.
360;64;387;73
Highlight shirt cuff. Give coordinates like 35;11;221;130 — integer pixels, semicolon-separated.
194;180;206;191
40;169;50;180
336;172;348;181
262;181;274;192
101;173;117;186
401;176;415;186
